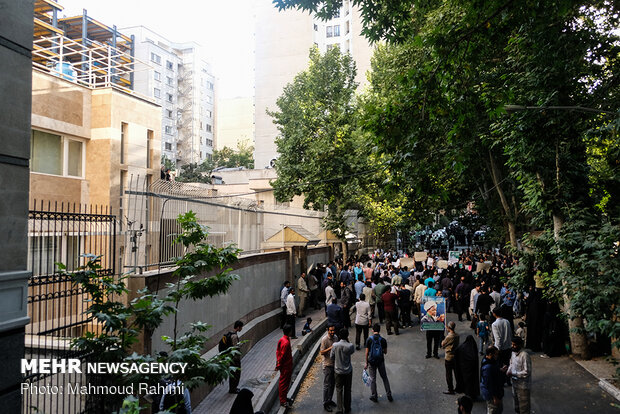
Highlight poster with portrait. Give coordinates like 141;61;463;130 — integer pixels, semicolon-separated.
420;296;446;331
448;250;460;265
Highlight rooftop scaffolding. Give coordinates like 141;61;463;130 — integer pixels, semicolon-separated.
32;0;148;97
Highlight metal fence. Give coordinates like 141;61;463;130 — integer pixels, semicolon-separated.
122;177;328;272
23;201;117;414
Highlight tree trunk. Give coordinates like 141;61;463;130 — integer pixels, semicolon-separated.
507;221;517;249
553;213;590;359
488;151;517;248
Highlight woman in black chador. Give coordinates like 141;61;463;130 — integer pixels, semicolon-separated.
454;335;480;399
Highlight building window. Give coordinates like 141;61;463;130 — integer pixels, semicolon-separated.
31;130;83;177
206;139;213;147
154;71;161;81
166;109;173;118
67;140;83;177
31;130;62;175
326;26;333;38
333;25;340;36
154;88;161;98
164;142;172;151
200;151;203;159
166;76;174;86
146;130;153;168
165;125;173;135
166;60;174;71
166;93;173;103
206;109;212;118
206;95;213;104
120;122;127;164
313;24;318;31
345;21;350;35
206;81;214;90
205;124;212;133
151;53;161;65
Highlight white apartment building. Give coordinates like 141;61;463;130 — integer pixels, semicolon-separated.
254;0;373;169
122;26;215;166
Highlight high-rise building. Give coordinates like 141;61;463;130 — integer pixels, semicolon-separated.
122;26;215;167
254;0;374;169
216;96;254;151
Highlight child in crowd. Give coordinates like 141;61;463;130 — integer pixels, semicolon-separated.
301;317;313;336
515;321;526;341
476;315;490;355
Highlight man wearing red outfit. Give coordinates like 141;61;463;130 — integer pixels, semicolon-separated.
276;324;294;408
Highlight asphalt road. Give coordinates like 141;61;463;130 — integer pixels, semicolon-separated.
288;315;619;414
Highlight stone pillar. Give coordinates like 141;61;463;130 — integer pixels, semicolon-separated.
0;1;33;410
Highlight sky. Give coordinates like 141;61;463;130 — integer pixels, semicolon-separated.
58;0;255;99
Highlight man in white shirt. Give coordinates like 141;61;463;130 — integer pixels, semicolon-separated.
354;293;371;350
325;280;337;310
280;281;290;329
492;308;512;385
286;288;298;339
469;284;481;320
507;337;531;414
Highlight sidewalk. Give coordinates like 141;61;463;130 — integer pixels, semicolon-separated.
194;306;328;414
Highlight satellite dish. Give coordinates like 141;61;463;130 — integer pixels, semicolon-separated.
270;158;277;168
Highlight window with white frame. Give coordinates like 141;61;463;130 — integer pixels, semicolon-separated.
165;125;173;135
166;76;174;86
206;81;214;90
154;71;161;81
166;109;173;118
206;95;213;104
164;142;172;151
166;60;174;71
31;130;84;177
333;25;340;36
326;26;333;38
205;124;212;133
154;88;161;98
206;109;212;118
151;53;161;64
166;93;173;103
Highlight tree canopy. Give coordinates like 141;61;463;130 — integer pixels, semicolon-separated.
273;0;620;358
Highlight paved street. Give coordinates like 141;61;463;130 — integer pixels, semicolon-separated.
289;316;619;414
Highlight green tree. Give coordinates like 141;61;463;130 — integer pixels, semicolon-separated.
176;162;211;184
161;154;175;170
275;0;620;358
65;212;241;410
268;47;369;238
210;140;255;169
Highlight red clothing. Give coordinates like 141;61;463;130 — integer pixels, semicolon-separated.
276;334;293;405
382;291;398;312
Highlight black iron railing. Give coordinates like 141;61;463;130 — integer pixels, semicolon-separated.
23;201;116;414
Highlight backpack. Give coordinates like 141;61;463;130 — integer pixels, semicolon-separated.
218;331;234;352
367;335;384;366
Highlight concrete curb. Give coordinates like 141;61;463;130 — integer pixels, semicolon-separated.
256;316;327;414
599;379;620;402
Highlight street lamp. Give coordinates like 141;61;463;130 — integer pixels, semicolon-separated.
504;104;617;115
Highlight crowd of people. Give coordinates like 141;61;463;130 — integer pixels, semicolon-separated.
269;247;548;414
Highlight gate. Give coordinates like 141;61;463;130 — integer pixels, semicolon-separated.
23;201;116;414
